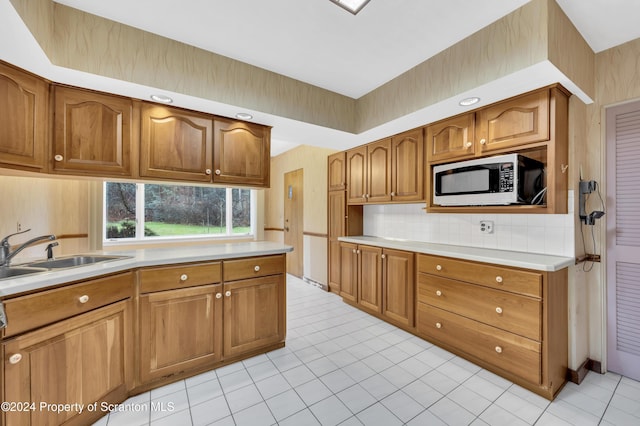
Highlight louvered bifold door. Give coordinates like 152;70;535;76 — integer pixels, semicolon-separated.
606;101;640;381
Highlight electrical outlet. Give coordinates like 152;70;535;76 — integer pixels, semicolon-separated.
480;220;494;234
17;222;22;232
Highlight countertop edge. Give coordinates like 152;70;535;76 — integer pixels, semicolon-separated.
1;242;293;298
338;236;574;272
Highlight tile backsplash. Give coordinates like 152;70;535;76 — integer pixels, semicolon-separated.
362;191;575;257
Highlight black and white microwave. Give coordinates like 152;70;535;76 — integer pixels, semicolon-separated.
433;153;546;206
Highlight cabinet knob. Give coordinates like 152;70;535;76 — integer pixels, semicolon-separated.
216;293;222;299
225;291;231;297
480;138;487;145
495;346;503;354
205;169;212;175
390;192;396;197
9;353;22;364
180;274;188;281
436;264;442;271
78;295;89;304
352;249;357;254
436;290;442;296
465;141;472;148
215;169;221;175
495;307;503;314
254;265;261;272
435;322;442;329
54;154;64;162
381;254;386;259
356;249;360;254
362;194;366;198
495;276;503;283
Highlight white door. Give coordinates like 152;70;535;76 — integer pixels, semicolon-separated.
606;101;640;381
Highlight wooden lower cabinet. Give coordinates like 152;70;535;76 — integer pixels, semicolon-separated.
139;284;222;384
223;274;286;358
2;300;132;426
382;249;415;328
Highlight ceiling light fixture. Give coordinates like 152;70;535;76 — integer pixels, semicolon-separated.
150;94;173;103
329;0;372;15
235;112;253;120
459;96;480;106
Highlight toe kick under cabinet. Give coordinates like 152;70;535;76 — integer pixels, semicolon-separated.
416;254;568;399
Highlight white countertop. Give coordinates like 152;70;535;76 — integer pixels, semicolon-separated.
338;236;574;272
1;241;293;297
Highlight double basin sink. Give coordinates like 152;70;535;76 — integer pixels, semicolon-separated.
0;255;131;280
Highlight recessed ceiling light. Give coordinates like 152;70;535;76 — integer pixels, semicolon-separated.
150;94;173;103
235;112;253;120
329;0;372;15
459;97;480;106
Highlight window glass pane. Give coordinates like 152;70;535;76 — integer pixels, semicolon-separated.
105;182;137;238
144;184;227;236
232;188;251;234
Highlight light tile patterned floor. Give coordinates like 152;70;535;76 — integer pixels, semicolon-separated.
94;275;640;425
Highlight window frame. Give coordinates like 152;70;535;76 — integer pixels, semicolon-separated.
102;182;256;246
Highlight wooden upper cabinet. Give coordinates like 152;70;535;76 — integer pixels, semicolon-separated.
391;128;424;202
52;85;132;176
426;112;475;163
213;119;271;187
477;90;549;154
367;139;392;203
328;151;346;191
0;61;48;171
140;103;213;182
346;146;367;204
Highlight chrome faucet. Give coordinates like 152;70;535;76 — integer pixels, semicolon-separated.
0;229;56;267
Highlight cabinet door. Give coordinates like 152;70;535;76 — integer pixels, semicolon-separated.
213;119;270;187
52;86;132;176
139;284;222;384
328;191;346;239
346;146;367;204
3;301;131;426
383;249;415;327
140;103;213;182
339;242;358;303
426;113;475;162
391;129;424;202
0;62;48;171
328;239;342;294
328;152;346;191
358;245;383;313
367;139;392;203
477;90;549;153
223;275;285;358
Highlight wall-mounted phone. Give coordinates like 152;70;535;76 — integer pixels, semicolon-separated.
579;180;605;225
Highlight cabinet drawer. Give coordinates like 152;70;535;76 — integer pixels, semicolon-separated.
418;274;541;340
139;262;221;293
223;255;285;281
3;272;133;337
417;303;541;385
418;254;541;298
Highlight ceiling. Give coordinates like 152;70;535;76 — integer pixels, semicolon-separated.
3;0;640;155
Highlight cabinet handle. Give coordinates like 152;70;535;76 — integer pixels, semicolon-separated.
216;293;222;299
381;254;386;259
390;192;396;197
254;265;261;272
180;274;188;281
9;353;22;364
495;346;503;354
54;154;63;162
465;142;472;148
205;169;212;175
495;307;503;314
356;249;360;254
362;194;366;199
215;169;221;175
225;291;231;297
435;322;442;329
436;264;442;271
495;276;503;283
436;290;442;296
480;138;487;145
352;249;357;254
78;295;89;304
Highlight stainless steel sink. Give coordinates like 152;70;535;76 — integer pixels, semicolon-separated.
24;255;130;269
0;267;47;280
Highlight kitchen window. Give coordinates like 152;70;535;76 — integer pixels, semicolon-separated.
103;182;254;242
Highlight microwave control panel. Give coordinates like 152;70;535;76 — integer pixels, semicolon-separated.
499;163;514;192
